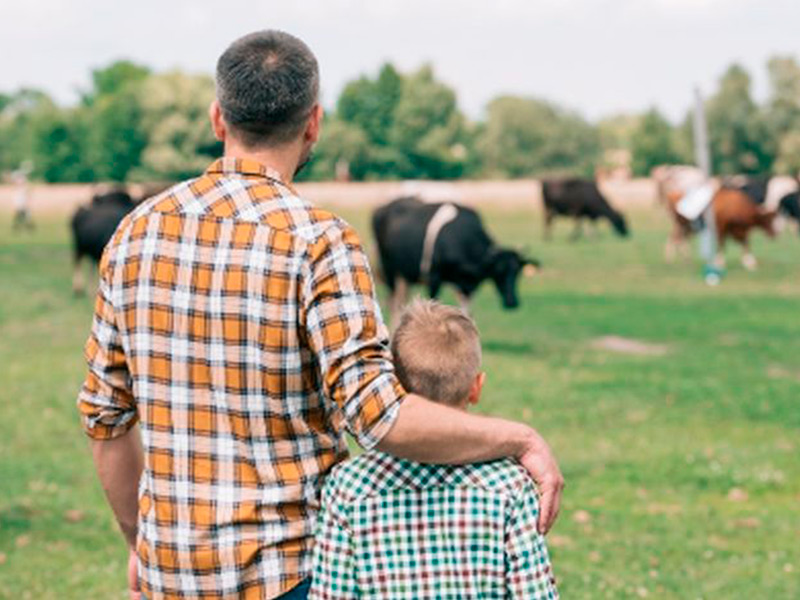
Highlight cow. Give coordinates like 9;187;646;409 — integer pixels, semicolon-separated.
372;197;539;323
652;165;707;261
779;192;800;234
713;187;778;271
70;188;136;294
540;178;629;240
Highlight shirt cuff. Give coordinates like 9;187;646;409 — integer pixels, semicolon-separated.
351;378;406;451
78;396;139;440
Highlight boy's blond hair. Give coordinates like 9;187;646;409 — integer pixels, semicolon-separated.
391;300;482;406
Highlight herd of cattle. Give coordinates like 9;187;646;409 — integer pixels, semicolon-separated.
70;170;800;311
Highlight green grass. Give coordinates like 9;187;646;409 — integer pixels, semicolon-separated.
1;206;798;598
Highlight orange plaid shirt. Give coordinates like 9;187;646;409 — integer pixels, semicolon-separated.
78;158;405;599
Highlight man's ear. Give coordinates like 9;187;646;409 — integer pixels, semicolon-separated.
305;104;324;144
468;372;486;406
209;100;227;142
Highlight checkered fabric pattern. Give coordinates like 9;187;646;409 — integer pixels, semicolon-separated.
77;158;405;599
311;452;558;599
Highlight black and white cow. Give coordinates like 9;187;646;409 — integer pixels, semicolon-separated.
372;196;539;321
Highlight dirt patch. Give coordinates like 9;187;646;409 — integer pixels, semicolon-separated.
591;335;669;356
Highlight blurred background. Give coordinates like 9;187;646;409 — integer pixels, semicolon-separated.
0;1;798;598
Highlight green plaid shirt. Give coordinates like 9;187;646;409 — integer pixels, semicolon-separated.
310;451;558;599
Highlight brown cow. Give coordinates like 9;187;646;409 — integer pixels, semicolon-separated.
713;187;778;271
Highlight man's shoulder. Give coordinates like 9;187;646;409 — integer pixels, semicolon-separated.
110;174;354;247
323;453;531;502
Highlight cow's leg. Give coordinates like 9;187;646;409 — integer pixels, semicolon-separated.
664;226;678;263
570;217;583;241
666;220;688;262
455;290;471;314
736;231;757;271
714;229;727;269
543;209;555;241
72;254;86;295
388;277;409;330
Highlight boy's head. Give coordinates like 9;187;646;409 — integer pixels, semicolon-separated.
391;300;485;410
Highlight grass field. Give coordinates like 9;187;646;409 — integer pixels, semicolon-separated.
1;204;798;599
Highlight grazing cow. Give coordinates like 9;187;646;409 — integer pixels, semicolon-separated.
713;187;778;271
779;192;800;234
372;197;539;321
70;189;136;294
541;178;629;240
652;165;707;261
723;175;800;210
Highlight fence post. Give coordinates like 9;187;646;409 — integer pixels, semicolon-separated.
693;87;722;285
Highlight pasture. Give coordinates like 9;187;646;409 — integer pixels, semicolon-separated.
0;196;798;599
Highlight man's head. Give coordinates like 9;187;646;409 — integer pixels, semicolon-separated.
391;300;485;410
211;30;321;171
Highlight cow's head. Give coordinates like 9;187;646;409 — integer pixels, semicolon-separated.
486;248;540;310
608;210;630;237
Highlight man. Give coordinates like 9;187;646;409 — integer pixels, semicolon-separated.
78;30;563;600
11;160;34;231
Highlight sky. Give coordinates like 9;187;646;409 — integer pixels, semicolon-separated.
2;0;799;123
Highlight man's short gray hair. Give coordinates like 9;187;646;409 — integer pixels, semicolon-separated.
216;30;319;147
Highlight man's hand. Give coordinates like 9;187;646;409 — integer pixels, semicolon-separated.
128;547;141;600
517;432;564;535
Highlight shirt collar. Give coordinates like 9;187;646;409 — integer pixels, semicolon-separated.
205;157;286;185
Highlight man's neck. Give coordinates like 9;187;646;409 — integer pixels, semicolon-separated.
223;141;300;184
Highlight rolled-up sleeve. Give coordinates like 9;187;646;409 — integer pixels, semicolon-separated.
77;264;137;440
300;222;405;450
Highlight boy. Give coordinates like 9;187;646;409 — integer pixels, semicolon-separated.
311;300;558;599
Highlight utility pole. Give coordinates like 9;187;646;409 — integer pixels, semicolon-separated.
693;87;722;285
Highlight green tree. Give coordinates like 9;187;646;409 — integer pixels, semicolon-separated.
87;60;150;103
83;60;151;181
388;65;468;179
134;71;221;181
765;56;800;174
706;64;773;174
0;89;55;175
630;108;682;176
477;96;600;178
338;63;402;147
302;117;372;181
597;113;641;151
32;107;95;182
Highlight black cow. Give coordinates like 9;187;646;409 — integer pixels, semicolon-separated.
722;175;769;205
70;189;136;294
372;197;539;321
780;192;800;234
541;178;629;239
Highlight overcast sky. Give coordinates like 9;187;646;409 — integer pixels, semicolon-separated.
2;0;799;122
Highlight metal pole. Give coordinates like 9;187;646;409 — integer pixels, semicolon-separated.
693;87;721;285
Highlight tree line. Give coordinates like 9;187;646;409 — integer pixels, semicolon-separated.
2;56;800;183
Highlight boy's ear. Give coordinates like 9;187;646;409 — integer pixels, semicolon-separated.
468;372;486;406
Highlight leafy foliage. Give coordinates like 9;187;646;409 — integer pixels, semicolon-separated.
477;96;600;178
630;109;684;176
3;56;800;182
